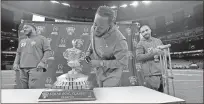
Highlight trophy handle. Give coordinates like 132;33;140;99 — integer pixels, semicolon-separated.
63;51;68;60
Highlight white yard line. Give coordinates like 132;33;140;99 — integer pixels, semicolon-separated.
170;70;203;72
173;73;203;76
171;80;203;82
198;86;203;88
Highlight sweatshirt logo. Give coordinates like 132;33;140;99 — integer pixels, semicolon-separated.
21;42;26;47
31;41;36;46
147;47;153;53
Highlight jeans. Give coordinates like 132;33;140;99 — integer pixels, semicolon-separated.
19;68;44;89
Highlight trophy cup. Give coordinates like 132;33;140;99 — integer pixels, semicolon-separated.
52;39;91;90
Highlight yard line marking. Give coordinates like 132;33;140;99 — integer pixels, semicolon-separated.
173;73;202;76
169;70;203;72
171;80;203;82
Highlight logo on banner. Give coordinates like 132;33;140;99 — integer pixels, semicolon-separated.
56;64;63;74
36;26;45;35
48;51;55;60
132;39;138;47
127;51;134;60
66;26;75;35
135;63;142;71
126;27;131;35
122;65;129;72
47;38;52;45
129;76;137;85
82;27;89;35
58;38;66;47
51;26;59;35
45;77;52;88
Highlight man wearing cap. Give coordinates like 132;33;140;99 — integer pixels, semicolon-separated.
13;24;51;89
85;6;129;87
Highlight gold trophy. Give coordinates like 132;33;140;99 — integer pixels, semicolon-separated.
52;39;91;90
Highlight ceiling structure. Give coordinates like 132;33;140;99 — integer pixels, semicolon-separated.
1;1;203;32
2;1;203;21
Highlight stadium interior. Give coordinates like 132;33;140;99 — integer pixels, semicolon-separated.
1;1;203;103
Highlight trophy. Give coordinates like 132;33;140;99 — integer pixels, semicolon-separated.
48;51;55;60
82;27;89;35
36;26;45;35
135;63;142;72
52;39;91;90
56;64;63;74
66;26;75;35
38;39;96;102
127;51;134;60
45;77;52;88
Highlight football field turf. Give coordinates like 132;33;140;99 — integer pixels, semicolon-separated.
167;69;203;103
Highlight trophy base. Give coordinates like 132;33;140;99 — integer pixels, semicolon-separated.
52;70;92;90
38;89;96;102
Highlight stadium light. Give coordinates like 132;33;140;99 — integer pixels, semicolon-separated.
130;1;139;7
120;4;128;8
50;0;60;4
62;3;70;7
142;1;152;5
111;5;117;9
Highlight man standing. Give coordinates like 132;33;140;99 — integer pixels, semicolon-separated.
85;6;129;87
13;24;51;89
136;25;165;92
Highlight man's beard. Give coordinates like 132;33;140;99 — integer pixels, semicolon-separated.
95;26;111;37
25;31;32;37
95;31;107;37
143;33;151;40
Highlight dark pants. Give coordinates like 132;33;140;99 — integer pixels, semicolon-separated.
144;75;164;92
158;82;164;92
19;68;44;89
98;77;121;87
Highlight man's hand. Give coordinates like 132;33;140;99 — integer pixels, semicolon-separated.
90;60;102;68
13;64;20;71
37;62;45;69
152;48;164;56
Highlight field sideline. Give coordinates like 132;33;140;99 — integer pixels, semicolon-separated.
1;69;203;103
